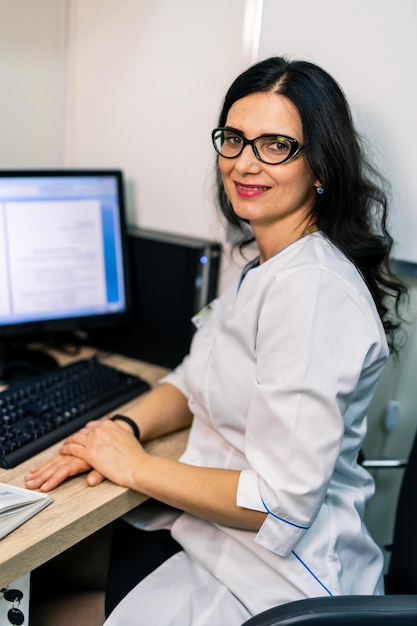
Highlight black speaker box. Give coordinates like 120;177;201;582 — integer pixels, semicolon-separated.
91;227;222;368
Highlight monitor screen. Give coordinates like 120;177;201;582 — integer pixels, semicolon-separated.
0;170;131;344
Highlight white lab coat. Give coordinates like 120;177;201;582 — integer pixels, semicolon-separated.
106;232;387;625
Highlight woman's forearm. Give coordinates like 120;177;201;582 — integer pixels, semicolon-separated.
118;382;193;442
131;453;267;531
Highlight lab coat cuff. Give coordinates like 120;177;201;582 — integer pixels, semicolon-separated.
236;469;266;512
237;470;308;557
254;512;308;557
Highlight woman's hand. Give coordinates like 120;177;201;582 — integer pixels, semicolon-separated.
25;418;147;492
24;452;101;492
60;419;146;489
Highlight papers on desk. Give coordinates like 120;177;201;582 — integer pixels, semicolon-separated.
0;483;53;539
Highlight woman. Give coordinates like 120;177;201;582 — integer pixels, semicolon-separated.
26;57;407;625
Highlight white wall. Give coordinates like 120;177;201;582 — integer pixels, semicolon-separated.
0;0;67;167
64;0;253;243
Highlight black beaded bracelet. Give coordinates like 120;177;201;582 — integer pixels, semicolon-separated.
111;414;141;440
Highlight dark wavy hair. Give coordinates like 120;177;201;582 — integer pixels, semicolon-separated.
215;56;407;354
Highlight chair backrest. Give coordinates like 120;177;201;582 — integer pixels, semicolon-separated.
240;595;417;625
386;427;417;594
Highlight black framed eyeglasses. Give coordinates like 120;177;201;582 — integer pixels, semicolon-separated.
212;127;303;165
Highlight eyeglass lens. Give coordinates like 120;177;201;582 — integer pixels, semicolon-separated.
213;129;297;164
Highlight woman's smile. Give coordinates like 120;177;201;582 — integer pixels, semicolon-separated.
234;181;271;198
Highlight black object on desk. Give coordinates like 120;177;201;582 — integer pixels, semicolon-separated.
0;340;59;383
0;358;150;469
90;228;222;369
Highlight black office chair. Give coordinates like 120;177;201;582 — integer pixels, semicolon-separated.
241;429;417;625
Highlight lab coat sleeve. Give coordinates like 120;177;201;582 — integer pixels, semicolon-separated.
236;266;384;556
160;359;190;399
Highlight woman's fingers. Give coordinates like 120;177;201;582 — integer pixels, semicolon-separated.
25;454;91;491
86;469;106;486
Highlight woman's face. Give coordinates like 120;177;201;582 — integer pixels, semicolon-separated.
219;92;320;253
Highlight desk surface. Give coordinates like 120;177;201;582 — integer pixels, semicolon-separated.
0;347;189;588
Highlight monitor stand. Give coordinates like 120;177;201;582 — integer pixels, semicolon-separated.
0;339;59;384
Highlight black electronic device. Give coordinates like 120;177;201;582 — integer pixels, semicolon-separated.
91;227;222;368
0;358;150;469
0;170;131;380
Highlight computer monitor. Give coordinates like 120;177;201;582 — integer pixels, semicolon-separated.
0;169;131;379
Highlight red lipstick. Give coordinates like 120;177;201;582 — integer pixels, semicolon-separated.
234;181;270;198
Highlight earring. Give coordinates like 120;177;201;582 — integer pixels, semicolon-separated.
316;186;324;195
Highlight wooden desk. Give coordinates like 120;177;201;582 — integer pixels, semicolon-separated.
0;348;189;588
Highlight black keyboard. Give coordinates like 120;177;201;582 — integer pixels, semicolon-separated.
0;358;150;469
